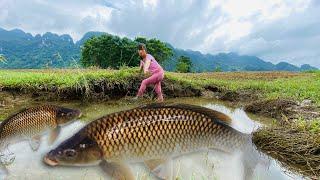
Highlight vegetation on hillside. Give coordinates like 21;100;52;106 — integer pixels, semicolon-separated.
80;36;173;69
175;56;192;73
0;54;6;63
0;29;79;68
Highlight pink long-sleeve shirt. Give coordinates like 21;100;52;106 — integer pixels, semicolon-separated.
140;54;164;74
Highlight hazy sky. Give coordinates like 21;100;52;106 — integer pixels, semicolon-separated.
0;0;319;67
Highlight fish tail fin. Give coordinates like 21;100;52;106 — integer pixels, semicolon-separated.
240;139;269;180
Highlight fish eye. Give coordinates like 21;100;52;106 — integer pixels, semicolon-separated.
63;149;77;157
80;144;86;148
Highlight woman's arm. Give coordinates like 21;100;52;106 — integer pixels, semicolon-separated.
143;58;151;74
139;60;143;72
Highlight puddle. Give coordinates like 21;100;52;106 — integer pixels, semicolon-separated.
0;97;303;179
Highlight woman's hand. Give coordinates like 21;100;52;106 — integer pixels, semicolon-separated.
144;71;151;77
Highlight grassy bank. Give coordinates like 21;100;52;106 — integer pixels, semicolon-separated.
253;119;320;178
168;71;320;105
0;68;139;91
0;68;319;104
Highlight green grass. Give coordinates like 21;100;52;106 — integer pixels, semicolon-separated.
166;71;320;105
295;118;320;133
0;68;139;89
0;69;319;104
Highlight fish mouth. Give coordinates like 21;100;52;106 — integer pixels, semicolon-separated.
44;156;59;166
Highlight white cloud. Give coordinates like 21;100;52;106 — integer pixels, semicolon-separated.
201;20;253;52
0;0;319;67
228;0;320;67
0;0;113;40
142;0;158;8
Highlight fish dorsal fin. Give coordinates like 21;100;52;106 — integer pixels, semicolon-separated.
138;103;232;125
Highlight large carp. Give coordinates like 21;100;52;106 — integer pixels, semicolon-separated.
44;103;260;179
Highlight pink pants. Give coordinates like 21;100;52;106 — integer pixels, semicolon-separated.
137;70;164;101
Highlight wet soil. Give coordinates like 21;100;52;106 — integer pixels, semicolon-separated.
245;99;320;121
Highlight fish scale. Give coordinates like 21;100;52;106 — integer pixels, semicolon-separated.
83;105;249;162
0;107;56;141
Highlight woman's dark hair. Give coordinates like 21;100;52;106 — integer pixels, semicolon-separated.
137;43;147;51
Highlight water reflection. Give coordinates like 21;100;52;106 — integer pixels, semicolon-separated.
204;104;260;133
1;98;303;180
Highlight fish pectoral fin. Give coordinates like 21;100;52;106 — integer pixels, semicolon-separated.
209;148;231;155
29;135;41;151
48;126;61;145
144;159;171;180
100;160;134;180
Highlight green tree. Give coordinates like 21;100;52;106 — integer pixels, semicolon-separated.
135;37;173;64
0;54;7;64
81;34;137;68
214;65;222;72
81;35;173;69
176;56;192;73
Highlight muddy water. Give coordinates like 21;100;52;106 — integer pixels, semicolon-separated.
0;96;303;180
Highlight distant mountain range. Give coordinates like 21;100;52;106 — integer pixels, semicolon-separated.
0;28;317;71
165;49;318;72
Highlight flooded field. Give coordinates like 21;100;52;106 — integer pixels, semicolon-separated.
0;96;303;180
